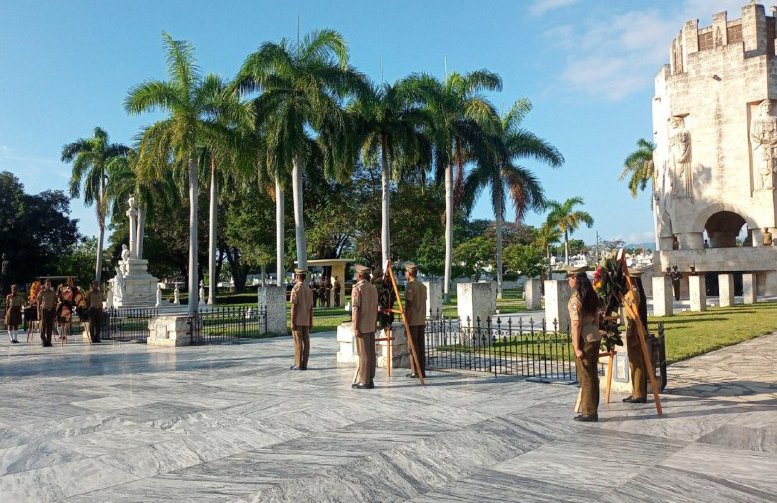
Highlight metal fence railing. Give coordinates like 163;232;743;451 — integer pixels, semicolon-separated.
104;307;159;342
188;306;268;345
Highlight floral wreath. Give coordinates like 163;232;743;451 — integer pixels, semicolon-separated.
592;252;629;352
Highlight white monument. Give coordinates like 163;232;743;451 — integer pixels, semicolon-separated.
108;195;160;307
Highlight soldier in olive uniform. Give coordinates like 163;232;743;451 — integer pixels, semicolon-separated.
352;265;379;389
319;277;329;308
567;265;601;422
290;268;313;370
37;279;57;347
86;281;104;343
404;263;427;379
5;284;23;343
333;276;341;307
623;267;649;404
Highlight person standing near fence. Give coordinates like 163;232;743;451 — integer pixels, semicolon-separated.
567;265;601;422
37;279;56;347
86;281;103;343
352;265;378;389
333;276;341;307
623;267;649;404
290;268;313;370
5;284;23;343
404;263;427;379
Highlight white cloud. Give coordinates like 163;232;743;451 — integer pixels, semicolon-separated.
529;0;580;16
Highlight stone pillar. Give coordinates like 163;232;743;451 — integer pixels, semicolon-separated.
457;282;493;327
377;324;409;369
677;232;704;250
544;279;571;333
743;273;757;304
718;273;735;308
257;285;287;334
525;278;542;310
127;213;137;258
652;276;673;317
147;315;193;346
423;280;442;319
764;270;777;297
688;274;706;312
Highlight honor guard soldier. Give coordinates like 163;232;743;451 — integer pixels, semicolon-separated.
37;279;57;347
86;281;103;343
352;265;378;389
290;268;313;370
623;267;649;404
403;263;427;379
333;276;341;307
5;284;23;343
566;265;601;422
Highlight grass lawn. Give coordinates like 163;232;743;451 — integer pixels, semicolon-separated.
649;302;777;364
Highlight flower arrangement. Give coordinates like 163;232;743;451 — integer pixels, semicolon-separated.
28;281;41;305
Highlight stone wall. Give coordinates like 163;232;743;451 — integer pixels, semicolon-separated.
257;286;287;335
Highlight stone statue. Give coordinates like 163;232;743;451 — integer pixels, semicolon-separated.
114;266;125;301
155;283;162;307
198;280;206;306
669;116;692;198
764;227;773;246
750;99;777;191
173;284;180;305
120;244;130;275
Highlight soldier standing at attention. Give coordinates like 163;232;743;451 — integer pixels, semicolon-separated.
567;265;601;422
290;268;313;370
318;277;328;308
352;265;378;389
86;281;104;343
623;267;649;404
5;284;23;343
37;279;57;347
404;263;427;379
333;276;341;307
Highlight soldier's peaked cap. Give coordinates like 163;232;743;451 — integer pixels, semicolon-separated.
564;264;588;275
404;262;418;273
354;264;371;275
294;268;309;275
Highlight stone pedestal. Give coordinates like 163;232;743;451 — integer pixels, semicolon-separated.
764;270;777;297
652;276;673;317
718;273;735;307
743;273;757;304
544;280;571;332
257;285;287;334
376;325;410;369
147;315;193;346
336;322;357;364
525;278;542;310
689;275;706;312
423;280;442;319
111;258;159;307
457;282;493;327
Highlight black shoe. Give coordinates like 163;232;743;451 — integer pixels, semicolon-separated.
11;340;18;344
43;343;53;347
623;396;647;404
406;373;418;378
351;382;361;388
290;365;301;370
355;383;372;389
573;414;598;422
92;339;101;343
368;383;375;389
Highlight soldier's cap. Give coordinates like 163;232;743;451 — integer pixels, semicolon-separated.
628;265;651;277
564;264;588;275
404;262;418;273
354;264;371;275
293;268;309;275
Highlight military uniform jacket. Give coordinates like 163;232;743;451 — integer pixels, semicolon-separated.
404;279;427;327
352;279;378;333
37;289;57;310
290;282;313;327
568;292;600;343
86;290;103;310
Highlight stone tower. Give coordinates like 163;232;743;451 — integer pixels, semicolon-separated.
653;2;777;295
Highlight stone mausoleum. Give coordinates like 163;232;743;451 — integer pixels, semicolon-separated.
652;2;777;297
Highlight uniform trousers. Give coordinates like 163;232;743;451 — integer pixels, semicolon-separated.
575;340;600;416
408;325;426;378
356;332;376;385
40;309;55;346
88;308;103;342
292;326;310;369
626;319;648;399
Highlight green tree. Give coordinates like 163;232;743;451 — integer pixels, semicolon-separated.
619;138;655;197
62;127;129;282
547;197;594;265
503;243;546;279
454;236;495;281
463;99;563;298
533;219;561;276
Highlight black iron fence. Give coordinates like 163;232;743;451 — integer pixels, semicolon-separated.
189;305;268;345
103;307;159;342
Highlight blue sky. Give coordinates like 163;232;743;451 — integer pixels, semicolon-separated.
0;0;747;247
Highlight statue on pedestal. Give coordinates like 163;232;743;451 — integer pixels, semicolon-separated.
198;280;206;306
669;116;692;198
750;99;777;191
155;283;162;307
120;244;130;275
114;265;125;302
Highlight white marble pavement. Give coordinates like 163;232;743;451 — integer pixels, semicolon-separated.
0;329;775;502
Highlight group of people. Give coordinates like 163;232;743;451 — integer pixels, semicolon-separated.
4;278;104;346
308;276;341;308
566;265;650;422
289;263;427;389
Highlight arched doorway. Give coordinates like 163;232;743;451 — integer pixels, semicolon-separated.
703;211;748;248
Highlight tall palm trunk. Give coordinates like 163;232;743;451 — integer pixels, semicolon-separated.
443;162;453;303
188;156;199;315
292;154;307;273
275;177;285;286
495;203;504;300
208;156;217;305
95;173;105;282
380;133;390;267
564;229;569;265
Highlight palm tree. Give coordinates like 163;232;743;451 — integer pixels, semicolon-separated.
349;79;428;266
405;70;502;302
236;29;368;275
125;32;231;315
533;219;562;278
62;127;129;282
463;99;563;298
619;138;656;197
547;197;594;265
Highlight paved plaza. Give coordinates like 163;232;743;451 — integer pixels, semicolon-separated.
0;329;775;502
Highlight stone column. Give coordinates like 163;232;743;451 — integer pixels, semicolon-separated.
544;279;571;333
652;276;673;317
718;273;735;308
525;278;542;310
257;285;287;334
743;273;757;304
457;282;493;327
688;274;706;312
423;280;442;319
127;211;137;258
764;270;777;297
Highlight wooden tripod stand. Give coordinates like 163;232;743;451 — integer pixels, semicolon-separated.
384;260;425;385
